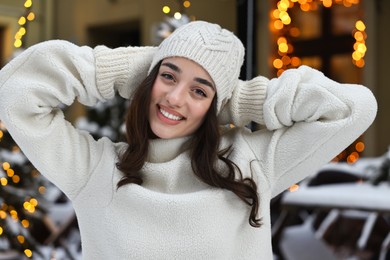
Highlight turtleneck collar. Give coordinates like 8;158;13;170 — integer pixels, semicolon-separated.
146;136;191;163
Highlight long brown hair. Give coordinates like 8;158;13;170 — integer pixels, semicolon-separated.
116;61;261;227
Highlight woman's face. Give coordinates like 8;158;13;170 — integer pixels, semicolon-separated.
149;57;216;139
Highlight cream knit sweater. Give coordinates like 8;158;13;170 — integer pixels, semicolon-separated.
0;40;377;259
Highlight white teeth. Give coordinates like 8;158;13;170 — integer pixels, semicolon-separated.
160;108;183;121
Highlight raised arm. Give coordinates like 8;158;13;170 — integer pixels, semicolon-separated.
0;40;156;198
222;65;377;197
265;66;376;196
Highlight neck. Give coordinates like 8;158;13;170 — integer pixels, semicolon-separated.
147;136;191;163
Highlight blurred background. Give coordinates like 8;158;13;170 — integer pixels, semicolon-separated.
0;0;389;259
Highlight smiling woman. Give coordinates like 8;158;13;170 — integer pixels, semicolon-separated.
0;21;377;259
149;57;216;139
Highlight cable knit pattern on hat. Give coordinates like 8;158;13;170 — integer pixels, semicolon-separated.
149;21;245;113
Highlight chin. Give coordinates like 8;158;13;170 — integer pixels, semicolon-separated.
151;128;189;140
150;126;175;139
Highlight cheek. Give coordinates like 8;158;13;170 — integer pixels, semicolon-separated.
150;83;160;100
191;102;212;122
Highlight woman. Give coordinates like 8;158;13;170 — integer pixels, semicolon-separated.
0;21;377;259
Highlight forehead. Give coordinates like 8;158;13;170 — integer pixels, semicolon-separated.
161;57;215;85
162;57;207;74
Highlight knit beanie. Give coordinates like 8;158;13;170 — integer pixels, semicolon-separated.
148;21;245;113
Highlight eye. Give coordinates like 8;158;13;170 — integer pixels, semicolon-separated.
193;88;207;98
160;73;175;82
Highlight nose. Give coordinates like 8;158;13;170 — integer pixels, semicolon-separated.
166;84;186;107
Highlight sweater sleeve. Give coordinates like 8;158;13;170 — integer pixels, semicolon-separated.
0;40;154;199
218;76;268;126
243;65;377;197
94;45;156;99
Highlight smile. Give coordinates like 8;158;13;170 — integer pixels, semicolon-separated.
159;107;184;121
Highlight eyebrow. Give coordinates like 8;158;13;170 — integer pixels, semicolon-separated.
194;77;215;91
161;62;215;91
162;62;182;73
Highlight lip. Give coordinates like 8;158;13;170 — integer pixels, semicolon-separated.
156;105;185;125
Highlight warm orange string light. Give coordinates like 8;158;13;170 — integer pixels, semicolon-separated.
288;183;300;192
271;0;365;77
14;0;35;48
352;20;367;68
162;0;191;18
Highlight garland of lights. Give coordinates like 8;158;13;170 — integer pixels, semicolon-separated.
0;139;38;259
271;0;367;77
0;1;41;258
14;0;35;48
0;137;38;260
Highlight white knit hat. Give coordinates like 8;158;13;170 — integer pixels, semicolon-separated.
149;21;245;113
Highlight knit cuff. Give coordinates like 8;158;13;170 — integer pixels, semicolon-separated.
229;76;268;126
94;45;157;100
